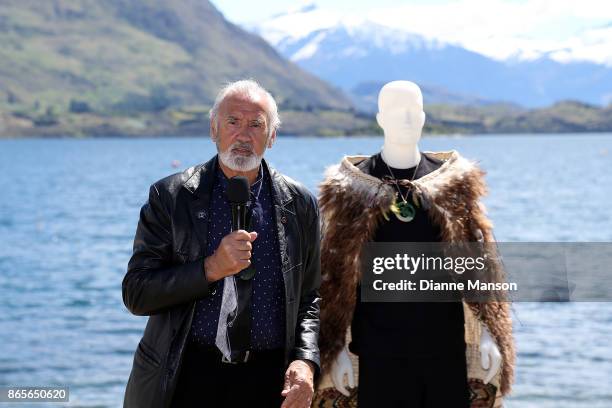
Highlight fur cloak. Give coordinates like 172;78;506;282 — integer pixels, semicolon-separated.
315;150;515;407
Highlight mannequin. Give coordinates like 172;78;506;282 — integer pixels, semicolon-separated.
313;81;514;407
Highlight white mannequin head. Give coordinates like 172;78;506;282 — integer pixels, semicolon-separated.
376;81;425;168
376;80;425;145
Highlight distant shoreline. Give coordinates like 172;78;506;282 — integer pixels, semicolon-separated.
2;100;611;138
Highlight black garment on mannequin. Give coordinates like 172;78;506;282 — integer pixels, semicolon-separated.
358;352;470;408
350;152;469;408
350;152;466;357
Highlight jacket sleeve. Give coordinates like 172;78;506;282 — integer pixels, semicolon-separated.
291;196;322;373
122;183;211;316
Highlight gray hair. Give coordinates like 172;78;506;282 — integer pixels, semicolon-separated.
209;79;281;138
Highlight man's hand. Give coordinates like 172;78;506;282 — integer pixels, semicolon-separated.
204;230;257;282
281;359;315;408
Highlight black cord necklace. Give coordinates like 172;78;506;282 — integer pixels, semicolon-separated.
384;158;420;222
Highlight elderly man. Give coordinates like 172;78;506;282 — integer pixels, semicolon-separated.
122;79;320;408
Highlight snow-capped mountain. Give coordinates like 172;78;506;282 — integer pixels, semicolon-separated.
246;3;612;108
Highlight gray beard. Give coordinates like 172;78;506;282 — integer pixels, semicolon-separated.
217;142;263;172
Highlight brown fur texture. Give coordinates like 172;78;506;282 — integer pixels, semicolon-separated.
318;151;515;396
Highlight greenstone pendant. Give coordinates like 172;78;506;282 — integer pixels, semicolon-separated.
395;200;416;222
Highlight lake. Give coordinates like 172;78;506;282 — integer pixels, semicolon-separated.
1;134;611;407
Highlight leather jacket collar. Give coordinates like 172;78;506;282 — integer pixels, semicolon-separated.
183;155;293;207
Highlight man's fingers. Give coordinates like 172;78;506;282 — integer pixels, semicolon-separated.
237;250;251;260
280;385;299;408
281;376;314;408
230;229;252;241
280;386;294;406
281;371;291;395
235;240;252;251
230;230;258;240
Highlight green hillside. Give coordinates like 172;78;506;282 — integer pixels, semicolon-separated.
425;101;612;134
0;0;364;136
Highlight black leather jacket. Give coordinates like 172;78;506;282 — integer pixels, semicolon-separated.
122;156;321;408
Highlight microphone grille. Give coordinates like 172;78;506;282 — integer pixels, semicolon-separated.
227;176;250;203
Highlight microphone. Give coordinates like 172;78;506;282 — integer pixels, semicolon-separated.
227;176;250;231
227;176;256;281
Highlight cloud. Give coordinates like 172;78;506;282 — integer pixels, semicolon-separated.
366;0;612;63
551;25;612;65
253;0;612;65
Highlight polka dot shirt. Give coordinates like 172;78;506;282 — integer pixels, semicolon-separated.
188;165;286;350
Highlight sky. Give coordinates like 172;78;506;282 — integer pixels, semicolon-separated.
211;0;612;64
211;0;432;24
